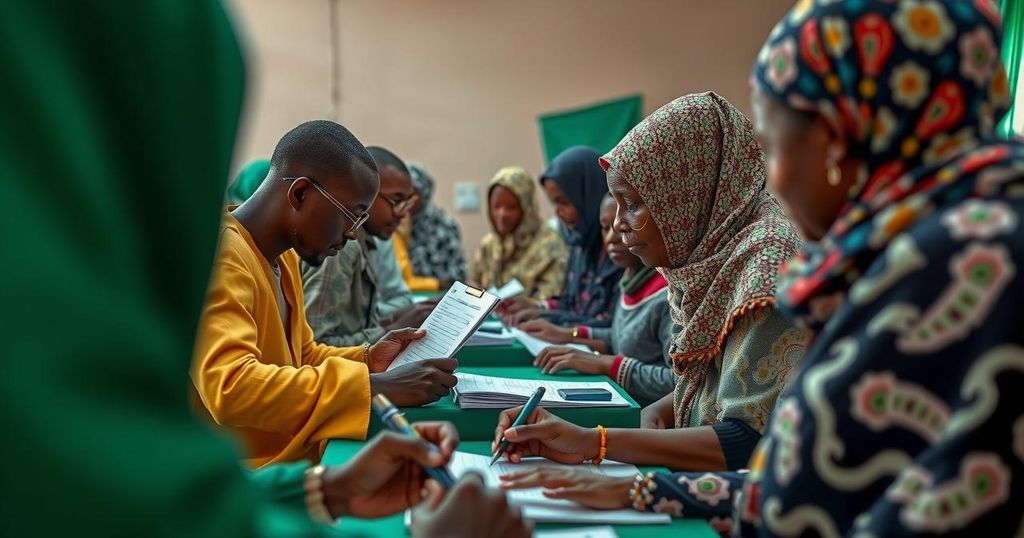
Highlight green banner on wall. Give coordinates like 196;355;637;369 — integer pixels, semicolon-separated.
538;94;643;163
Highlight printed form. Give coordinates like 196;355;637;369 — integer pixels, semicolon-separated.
388;282;499;371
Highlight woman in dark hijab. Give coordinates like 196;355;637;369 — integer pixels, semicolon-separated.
498;146;623;327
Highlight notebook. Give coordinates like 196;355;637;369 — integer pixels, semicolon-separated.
387;282;500;371
452;372;630;409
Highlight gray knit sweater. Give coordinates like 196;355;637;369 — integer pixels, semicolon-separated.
587;273;674;406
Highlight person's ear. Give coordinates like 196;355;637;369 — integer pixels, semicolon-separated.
286;177;311;212
817;115;850;167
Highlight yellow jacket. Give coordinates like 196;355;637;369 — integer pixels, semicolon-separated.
192;211;370;468
393;227;440;292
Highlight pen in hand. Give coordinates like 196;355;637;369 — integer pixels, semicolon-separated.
372;394;456;488
490;386;546;466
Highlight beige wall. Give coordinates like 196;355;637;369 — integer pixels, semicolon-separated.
227;0;795;260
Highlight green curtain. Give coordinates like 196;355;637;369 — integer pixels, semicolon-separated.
1000;0;1023;136
538;94;643;163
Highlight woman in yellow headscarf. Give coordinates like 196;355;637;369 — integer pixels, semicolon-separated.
470;166;568;300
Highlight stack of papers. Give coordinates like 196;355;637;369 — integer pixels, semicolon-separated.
512;328;593;356
452;373;629;409
441;452;669;525
464;327;516;347
478;319;506;332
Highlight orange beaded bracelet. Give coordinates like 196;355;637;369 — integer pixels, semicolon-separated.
592;425;607;464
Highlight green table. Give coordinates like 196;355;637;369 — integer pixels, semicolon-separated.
323;440;717;538
411;291;441;302
454;342;535;367
367;366;640;441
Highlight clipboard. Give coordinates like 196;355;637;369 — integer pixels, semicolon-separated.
386;282;501;371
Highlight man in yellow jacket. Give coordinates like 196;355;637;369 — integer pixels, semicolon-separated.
193;120;458;468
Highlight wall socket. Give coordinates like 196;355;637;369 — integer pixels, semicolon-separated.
454;182;481;213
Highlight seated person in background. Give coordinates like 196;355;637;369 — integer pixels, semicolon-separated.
192;121;457;468
406;162;468;284
302;148;435;347
520;193;674;406
470;166;568;300
497;146;623;327
226;158;270;204
492;93;805;481
3;3;526;535
371;151;455;293
365;233;418;319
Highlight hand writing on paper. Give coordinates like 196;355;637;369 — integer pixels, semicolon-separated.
517;319;572;344
367;328;427;373
534;347;614;375
324;421;459;519
410;473;533;538
370;358;458;406
498;468;633;510
492;406;598;464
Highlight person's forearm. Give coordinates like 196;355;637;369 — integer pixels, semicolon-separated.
320;327;385;348
605;426;726;471
622;362;676;406
575;337;609;354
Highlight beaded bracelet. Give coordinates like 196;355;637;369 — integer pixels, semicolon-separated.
628;471;657;511
361;343;370;364
304;465;337;525
592;425;607;464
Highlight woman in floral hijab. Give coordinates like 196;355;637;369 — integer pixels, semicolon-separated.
496;1;1023;535
491;93;806;494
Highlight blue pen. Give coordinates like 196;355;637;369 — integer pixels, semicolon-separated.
490;386;546;466
371;394;456;489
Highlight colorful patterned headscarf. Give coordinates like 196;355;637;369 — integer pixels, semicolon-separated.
600;92;802;375
753;0;1017;332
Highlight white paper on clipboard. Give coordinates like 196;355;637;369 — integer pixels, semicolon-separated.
387;282;500;371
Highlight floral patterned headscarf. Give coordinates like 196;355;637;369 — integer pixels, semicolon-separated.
753;0;1017;332
600;92;801;379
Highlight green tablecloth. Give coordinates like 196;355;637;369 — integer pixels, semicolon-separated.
454;342;535;367
368;367;640;441
411;291;441;302
322;440;717;538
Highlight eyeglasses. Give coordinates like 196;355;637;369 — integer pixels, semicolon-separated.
282;176;369;236
379;192;419;215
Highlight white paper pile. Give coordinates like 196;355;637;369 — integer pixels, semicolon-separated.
452;372;629;409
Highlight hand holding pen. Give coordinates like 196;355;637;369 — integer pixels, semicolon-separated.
372;394;457;488
489;387;546;465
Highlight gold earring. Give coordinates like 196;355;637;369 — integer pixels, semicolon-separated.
827;163;842;186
